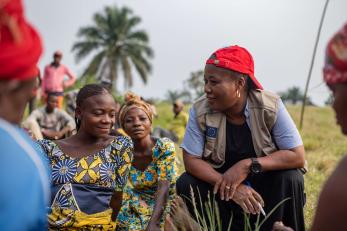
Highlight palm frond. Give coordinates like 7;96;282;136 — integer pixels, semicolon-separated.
71;5;153;92
81;50;106;77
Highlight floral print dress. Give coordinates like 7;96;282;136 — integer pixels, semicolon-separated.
37;136;133;230
116;138;178;231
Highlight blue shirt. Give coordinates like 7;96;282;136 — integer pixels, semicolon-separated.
0;119;50;231
181;99;303;157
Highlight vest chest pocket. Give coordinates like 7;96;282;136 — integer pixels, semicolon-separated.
203;136;216;159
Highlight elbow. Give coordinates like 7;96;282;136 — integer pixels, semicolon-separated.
182;152;194;174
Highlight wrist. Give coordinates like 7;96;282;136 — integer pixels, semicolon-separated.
243;158;252;173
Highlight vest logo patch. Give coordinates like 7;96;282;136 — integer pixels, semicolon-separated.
206;126;217;138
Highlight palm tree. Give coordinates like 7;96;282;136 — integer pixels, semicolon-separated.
72;5;153;91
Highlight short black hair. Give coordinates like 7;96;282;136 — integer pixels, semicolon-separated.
75;84;110;130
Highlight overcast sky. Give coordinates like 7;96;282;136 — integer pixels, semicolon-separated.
25;0;347;105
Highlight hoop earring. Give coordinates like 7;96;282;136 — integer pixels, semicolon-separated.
236;90;241;98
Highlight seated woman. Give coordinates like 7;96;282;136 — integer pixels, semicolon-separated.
177;45;306;231
116;95;178;231
37;84;133;230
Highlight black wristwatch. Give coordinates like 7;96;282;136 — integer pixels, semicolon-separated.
250;158;262;175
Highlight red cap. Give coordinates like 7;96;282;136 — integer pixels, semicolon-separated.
0;0;43;80
206;45;263;90
323;23;347;85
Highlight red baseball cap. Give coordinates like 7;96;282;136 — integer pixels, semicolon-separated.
206;45;263;90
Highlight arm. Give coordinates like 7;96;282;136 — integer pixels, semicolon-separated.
110;136;133;220
110;191;123;220
146;181;170;230
310;156;347;231
259;99;306;170
58;110;76;137
257;145;305;171
147;139;177;230
183;150;222;185
63;66;76;88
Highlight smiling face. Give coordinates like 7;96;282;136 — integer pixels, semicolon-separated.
123;107;152;140
76;93;116;137
204;64;246;112
329;83;347;135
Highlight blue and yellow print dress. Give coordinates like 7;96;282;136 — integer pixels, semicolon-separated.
37;136;133;230
116;137;178;231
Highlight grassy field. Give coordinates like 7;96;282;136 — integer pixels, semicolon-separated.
153;102;347;229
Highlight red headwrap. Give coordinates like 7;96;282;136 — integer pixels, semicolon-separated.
323;23;347;85
0;0;42;80
206;45;263;90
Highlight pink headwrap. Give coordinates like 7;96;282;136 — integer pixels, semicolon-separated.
323;23;347;85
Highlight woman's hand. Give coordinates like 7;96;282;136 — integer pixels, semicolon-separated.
213;158;251;200
231;184;264;215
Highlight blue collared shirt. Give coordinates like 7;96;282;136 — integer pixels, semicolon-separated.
181;99;303;157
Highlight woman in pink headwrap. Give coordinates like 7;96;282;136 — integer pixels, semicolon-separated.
309;22;347;231
0;0;50;230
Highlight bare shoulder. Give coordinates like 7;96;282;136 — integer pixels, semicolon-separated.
311;155;347;231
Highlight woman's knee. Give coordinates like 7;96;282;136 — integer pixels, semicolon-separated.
267;169;304;186
176;172;210;197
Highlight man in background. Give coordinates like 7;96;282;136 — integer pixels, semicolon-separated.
41;50;76;108
23;93;76;140
153;100;188;142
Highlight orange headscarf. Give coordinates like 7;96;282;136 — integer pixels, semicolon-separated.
118;94;154;129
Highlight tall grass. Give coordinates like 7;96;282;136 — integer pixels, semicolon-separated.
185;185;291;231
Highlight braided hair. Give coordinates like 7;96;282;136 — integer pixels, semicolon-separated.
75;84;110;131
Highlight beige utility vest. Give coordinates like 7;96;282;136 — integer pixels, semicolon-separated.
193;89;280;168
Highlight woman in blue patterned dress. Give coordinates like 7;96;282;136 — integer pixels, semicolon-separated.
37;84;133;230
116;95;178;231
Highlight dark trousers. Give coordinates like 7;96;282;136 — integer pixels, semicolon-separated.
176;169;305;231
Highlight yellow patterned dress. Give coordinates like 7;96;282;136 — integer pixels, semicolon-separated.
116;138;178;231
37;136;133;230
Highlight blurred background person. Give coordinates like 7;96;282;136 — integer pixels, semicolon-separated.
0;0;50;229
153;100;188;143
41;50;76;108
65;88;79;117
23;93;75;140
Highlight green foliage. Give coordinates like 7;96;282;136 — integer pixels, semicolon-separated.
279;86;314;105
184;70;205;101
165;89;191;104
72;5;153;92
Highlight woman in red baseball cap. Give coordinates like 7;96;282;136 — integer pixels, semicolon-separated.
177;45;306;231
